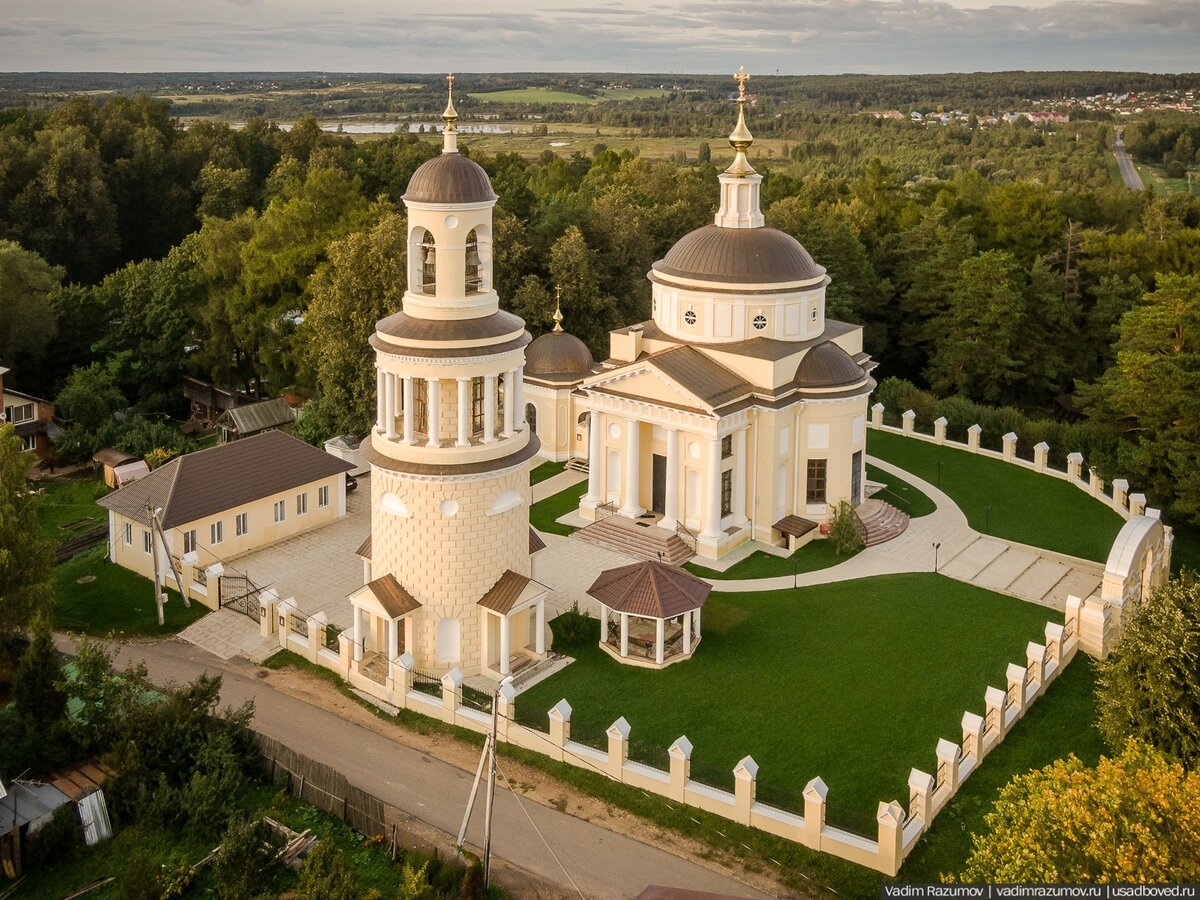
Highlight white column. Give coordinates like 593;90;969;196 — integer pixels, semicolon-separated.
662;427;680;529
456;377;470;447
375;368;385;432
694;607;701;640
655;617;665;666
515;366;526;429
683;610;693;654
483;374;497;443
402;377;415;444
620;612;629;658
352;606;363;662
383;373;397;439
535;599;546;655
502;371;515;437
499;613;511;676
734;427;748;527
700;436;722;541
620;418;643;517
427;378;440;447
584;409;602;505
388;617;399;660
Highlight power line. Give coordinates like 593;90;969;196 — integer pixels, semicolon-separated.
494;758;587;900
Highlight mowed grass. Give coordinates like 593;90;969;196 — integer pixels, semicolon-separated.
598;88;669;100
520;574;1059;829
866;461;937;519
867;430;1124;562
35;477;110;541
468;88;594;104
529;479;587;535
53;547;208;636
684;537;856;580
529;460;566;485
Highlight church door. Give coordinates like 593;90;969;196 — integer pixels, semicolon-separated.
851;450;863;507
651;454;667;515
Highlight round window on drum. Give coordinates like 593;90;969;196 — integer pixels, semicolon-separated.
752;314;767;330
684;309;697;326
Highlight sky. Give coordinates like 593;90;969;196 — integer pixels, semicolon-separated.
0;0;1196;75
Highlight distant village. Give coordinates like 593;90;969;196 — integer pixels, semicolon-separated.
876;87;1200;127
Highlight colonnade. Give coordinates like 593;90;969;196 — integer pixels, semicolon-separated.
375;366;525;446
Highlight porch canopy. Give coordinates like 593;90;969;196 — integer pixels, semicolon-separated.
348;573;421;663
478;569;551;677
587;560;711;667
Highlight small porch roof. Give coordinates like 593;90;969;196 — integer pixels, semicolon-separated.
356;535;372;560
529;527;546;554
478;569;548;615
588;560;711;619
349;573;420;620
773;515;818;538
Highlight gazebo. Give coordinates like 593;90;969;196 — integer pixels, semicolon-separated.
588;560;711;668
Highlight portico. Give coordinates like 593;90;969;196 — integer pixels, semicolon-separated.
347;574;421;676
477;569;551;678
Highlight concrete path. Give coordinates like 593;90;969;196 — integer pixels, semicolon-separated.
57;635;773;900
533;468;587;503
178;608;278;662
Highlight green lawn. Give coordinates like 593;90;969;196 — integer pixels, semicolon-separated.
521;574;1059;829
598;88;669;100
529;460;566;485
684;537;857;580
35;477;110;542
53;547;208;636
866;462;937;519
529;480;587;536
468;88;593;104
868;430;1124;562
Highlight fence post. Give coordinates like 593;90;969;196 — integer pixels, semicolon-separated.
668;736;692;801
907;769;933;831
1089;467;1104;498
1067;452;1084;482
901;409;916;435
1044;622;1065;678
548;700;572;761
496;681;516;742
259;592;277;638
307;612;325;664
876;801;905;877
967;424;982;453
1002;431;1018;461
397;652;414;700
933;416;948;444
871;402;884;428
277;599;294;649
1033;441;1050;472
1129;492;1147;517
1111;478;1129;513
935;738;960;798
802;776;827;849
961;711;984;762
984;686;1006;746
1025;642;1047;696
1006;663;1027;721
337;632;352;678
733;756;758;825
441;667;463;720
606;716;630;778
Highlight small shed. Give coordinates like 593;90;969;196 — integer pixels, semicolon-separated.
93;448;140;488
217;397;297;444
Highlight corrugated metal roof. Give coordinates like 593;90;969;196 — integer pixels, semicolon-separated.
97;430;352;529
0;781;71;831
222;397;296;435
587;561;711;619
654;225;824;284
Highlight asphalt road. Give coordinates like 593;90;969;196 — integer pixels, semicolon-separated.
1113;133;1145;190
58;636;777;900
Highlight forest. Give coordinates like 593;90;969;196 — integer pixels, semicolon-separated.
0;89;1198;526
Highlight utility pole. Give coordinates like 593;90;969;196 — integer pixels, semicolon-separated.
151;507;189;608
456;677;511;889
146;504;165;626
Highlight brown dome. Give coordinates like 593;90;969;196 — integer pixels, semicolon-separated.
403;153;496;205
795;342;865;388
525;331;594;382
654;225;824;285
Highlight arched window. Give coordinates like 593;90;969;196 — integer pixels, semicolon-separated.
419;229;436;294
465;229;482;293
525;403;537;435
437;617;461;663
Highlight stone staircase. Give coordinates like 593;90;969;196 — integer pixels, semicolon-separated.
565;457;589;474
573;515;694;565
854;499;910;547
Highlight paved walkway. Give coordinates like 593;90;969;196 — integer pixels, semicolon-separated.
532;467;587;503
178;608;278;662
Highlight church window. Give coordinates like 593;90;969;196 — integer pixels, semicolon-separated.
470;377;485;433
721;469;733;517
419;230;436;294
465;229;482;293
721;435;733;459
684;309;697;326
414;379;429;433
811;307;818;322
752;314;767;330
806;459;827;504
525;403;537;435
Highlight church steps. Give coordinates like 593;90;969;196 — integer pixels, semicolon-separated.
573;517;694;566
854;499;910;547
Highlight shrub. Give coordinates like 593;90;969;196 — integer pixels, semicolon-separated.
177;731;254;838
211;814;279;900
1096;575;1200;766
297;840;359;900
552;601;595;646
828;500;864;557
117;848;161;900
26;803;82;870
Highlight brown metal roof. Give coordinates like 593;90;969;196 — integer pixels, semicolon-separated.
356;535;372;560
375;308;525;343
96;430;352;529
587;560;711;619
795;341;867;388
529;528;546;554
525;331;594;380
362;573;421;618
774;515;818;538
478;569;532;614
403;152;497;204
654;225;824;285
646;346;752;410
219;397;297;435
93;448;140;468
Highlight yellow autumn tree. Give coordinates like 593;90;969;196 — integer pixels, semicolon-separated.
957;741;1200;882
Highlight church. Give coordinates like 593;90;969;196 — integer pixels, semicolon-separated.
349;70;876;678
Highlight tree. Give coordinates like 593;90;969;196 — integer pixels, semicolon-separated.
0;240;62;371
0;426;54;647
828;501;865;556
55;363;126;432
957;741;1200;882
211;814;280;900
1096;576;1200;766
297;841;359;900
697;141;712;164
549;225;616;354
12;616;67;730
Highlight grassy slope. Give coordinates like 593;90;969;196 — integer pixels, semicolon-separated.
866;461;937;518
529;480;587;535
529;460;566;485
53;547;208;636
521;574;1058;829
868;429;1124;561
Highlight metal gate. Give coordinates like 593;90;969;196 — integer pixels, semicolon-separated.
218;573;262;621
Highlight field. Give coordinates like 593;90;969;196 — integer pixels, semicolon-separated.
468;88;594;105
598;88;670;100
1135;162;1199;195
519;573;1060;829
35;477;109;542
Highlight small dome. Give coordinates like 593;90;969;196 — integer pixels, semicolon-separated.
403;153;496;205
795;342;865;388
654;225;824;285
525;331;594;381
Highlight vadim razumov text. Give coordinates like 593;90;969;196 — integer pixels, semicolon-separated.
882;886;1200;899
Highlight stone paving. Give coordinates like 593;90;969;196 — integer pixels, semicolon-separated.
177;609;279;662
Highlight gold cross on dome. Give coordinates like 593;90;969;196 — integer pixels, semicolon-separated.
447;73;454;93
733;66;751;100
